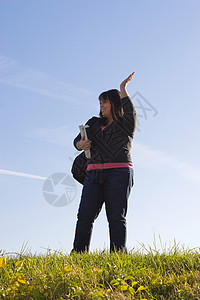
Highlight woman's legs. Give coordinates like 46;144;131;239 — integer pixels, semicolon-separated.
73;171;104;252
72;168;134;252
104;168;134;252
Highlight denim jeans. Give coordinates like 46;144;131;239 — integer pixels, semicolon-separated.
72;167;134;252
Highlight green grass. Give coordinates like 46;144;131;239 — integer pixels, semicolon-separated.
0;242;200;299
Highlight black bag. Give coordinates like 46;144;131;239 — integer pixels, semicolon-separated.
71;151;87;184
71;117;98;184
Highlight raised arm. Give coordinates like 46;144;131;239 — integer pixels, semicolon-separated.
120;72;135;98
118;72;137;136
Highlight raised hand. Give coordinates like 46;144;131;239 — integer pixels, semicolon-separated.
120;72;135;88
120;72;135;98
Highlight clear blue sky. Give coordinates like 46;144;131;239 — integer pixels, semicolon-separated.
1;0;200;254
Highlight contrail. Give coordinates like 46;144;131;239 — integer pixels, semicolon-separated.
0;54;95;105
0;169;47;181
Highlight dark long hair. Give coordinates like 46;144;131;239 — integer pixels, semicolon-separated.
99;89;124;125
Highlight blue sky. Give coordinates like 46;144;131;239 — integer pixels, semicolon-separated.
0;0;200;254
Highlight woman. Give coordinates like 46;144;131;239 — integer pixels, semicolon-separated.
72;72;137;252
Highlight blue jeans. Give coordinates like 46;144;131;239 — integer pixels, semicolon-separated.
72;167;134;252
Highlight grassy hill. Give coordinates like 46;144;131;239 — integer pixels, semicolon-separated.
0;243;200;299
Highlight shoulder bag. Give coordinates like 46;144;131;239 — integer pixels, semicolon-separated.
71;151;87;185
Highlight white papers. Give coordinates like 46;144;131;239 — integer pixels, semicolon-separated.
79;125;91;158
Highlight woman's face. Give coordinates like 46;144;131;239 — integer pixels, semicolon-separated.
100;99;112;119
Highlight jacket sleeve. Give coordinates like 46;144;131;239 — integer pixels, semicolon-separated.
73;117;99;150
119;96;137;137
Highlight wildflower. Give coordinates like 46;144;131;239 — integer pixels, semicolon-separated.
0;257;5;268
132;281;138;287
64;265;73;272
18;276;27;284
137;286;148;291
120;285;128;291
15;260;23;267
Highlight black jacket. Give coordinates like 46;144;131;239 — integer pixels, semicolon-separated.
73;96;137;164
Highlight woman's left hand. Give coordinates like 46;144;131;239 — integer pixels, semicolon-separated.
120;72;135;98
120;72;135;88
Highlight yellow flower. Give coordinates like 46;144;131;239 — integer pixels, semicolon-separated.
0;257;5;268
128;287;135;295
64;265;73;272
15;260;23;267
137;286;148;291
18;276;27;284
120;285;128;291
132;281;138;287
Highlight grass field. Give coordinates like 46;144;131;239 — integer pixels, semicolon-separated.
0;241;200;299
